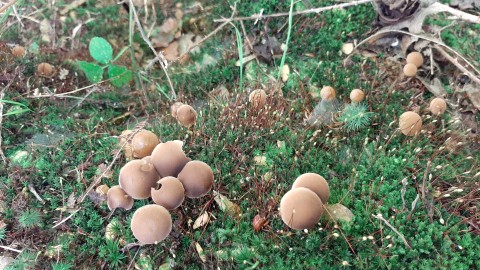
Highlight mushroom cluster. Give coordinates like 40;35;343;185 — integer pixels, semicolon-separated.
106;130;214;244
403;51;424;77
279;173;330;230
170;102;197;127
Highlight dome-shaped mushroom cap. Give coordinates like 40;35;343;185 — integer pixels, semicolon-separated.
151;140;191;177
320;86;336;101
37;63;53;77
292;173;329;204
249;89;267;108
406;51;424;68
170;102;184;118
350;89;365;103
399;111;422;136
429;98;447;115
403;63;417;77
131;130;160;158
12;45;25;58
280;187;324;230
151;176;185;210
178;160;214;198
131;205;172;244
119;157;160;199
107;186;134;211
176;105;197;127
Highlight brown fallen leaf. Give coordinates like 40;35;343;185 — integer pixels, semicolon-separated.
193;212;210;229
195;242;207;263
213;191;242;218
325;203;354;223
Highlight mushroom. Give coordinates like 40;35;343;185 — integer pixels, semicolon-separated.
176;104;197;127
170;102;184;118
131;205;172;244
119;156;160;199
403;63;417;77
12;45;25;58
320;86;336;101
350;89;365;103
406;51;424;68
279;187;324;230
178;160;213;198
131;130;160;158
37;62;53;77
107;186;134;211
151;176;185;210
96;184;110;195
292;173;329;204
399;111;422;136
429;98;447;116
151;140;190;177
249;89;267;109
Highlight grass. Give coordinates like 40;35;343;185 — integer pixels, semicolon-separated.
0;0;479;269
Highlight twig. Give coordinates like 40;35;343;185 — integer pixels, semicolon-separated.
28;183;45;205
434;45;480;86
0;245;22;253
372;214;411;249
429;2;480;24
52;208;80;229
0;0;18;13
0;89;6;163
213;0;372;22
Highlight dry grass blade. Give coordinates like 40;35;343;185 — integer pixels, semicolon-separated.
372;214;411;249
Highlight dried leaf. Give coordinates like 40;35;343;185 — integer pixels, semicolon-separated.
326;203;354;222
213;191;242;218
40;19;54;43
464;84;480;109
252;214;267;231
418;77;448;97
96;163;112;179
342;43;354;55
193;212;210;229
195;242;207;263
253;156;267;166
162;41;179;61
281;64;290;82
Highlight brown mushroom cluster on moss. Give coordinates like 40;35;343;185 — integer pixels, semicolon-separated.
403;51;424;77
170;102;197;127
279;173;330;230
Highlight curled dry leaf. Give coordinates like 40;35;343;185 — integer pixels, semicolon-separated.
252;214;267;232
195;242;207;263
213;191;242;218
193;212;210;229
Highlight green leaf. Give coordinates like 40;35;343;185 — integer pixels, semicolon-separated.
77;61;103;83
0;99;29;108
89;37;113;64
107;65;132;87
3;108;30;117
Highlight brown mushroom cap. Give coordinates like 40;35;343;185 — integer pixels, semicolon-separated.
176;105;197;127
292;173;329;204
151;176;185;210
119;157;160;199
320;86;336;101
37;63;53;77
131;130;160;158
178;160;213;198
280;187;324;230
170;102;184;118
406;51;424;68
399;111;422;136
131;205;172;244
151;140;191;177
249;89;267;109
12;45;25;58
403;63;417;77
107;186;134;211
350;89;365;103
429;98;447;116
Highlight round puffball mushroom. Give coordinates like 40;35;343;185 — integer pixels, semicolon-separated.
151;176;185;210
429;98;447;116
399;111;422;136
176;105;197;127
406;51;424;68
320;86;336;101
12;45;25;58
131;205;172;244
170;102;184;118
151;140;190;177
350;89;365;103
131;130;160;158
249;89;267;109
280;187;324;230
119;156;160;199
292;173;329;204
107;186;134;211
37;63;53;77
178;160;213;198
403;63;417;77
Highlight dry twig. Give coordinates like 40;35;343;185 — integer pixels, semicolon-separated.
0;245;22;253
28;183;45;205
434;45;480;86
372;214;411;249
0;0;19;13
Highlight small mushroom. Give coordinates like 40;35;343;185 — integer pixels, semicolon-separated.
320;86;336;101
350;89;365;103
131;205;172;244
131;130;160;158
406;51;424;68
399;111;422;136
176;105;197;127
178;160;213;198
249;89;267;109
12;45;25;58
37;62;54;77
429;98;447;116
107;186;134;211
96;184;110;195
280;187;324;230
170;102;184;118
151;140;190;177
292;173;329;204
403;63;417;77
119;156;160;199
151;176;185;210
